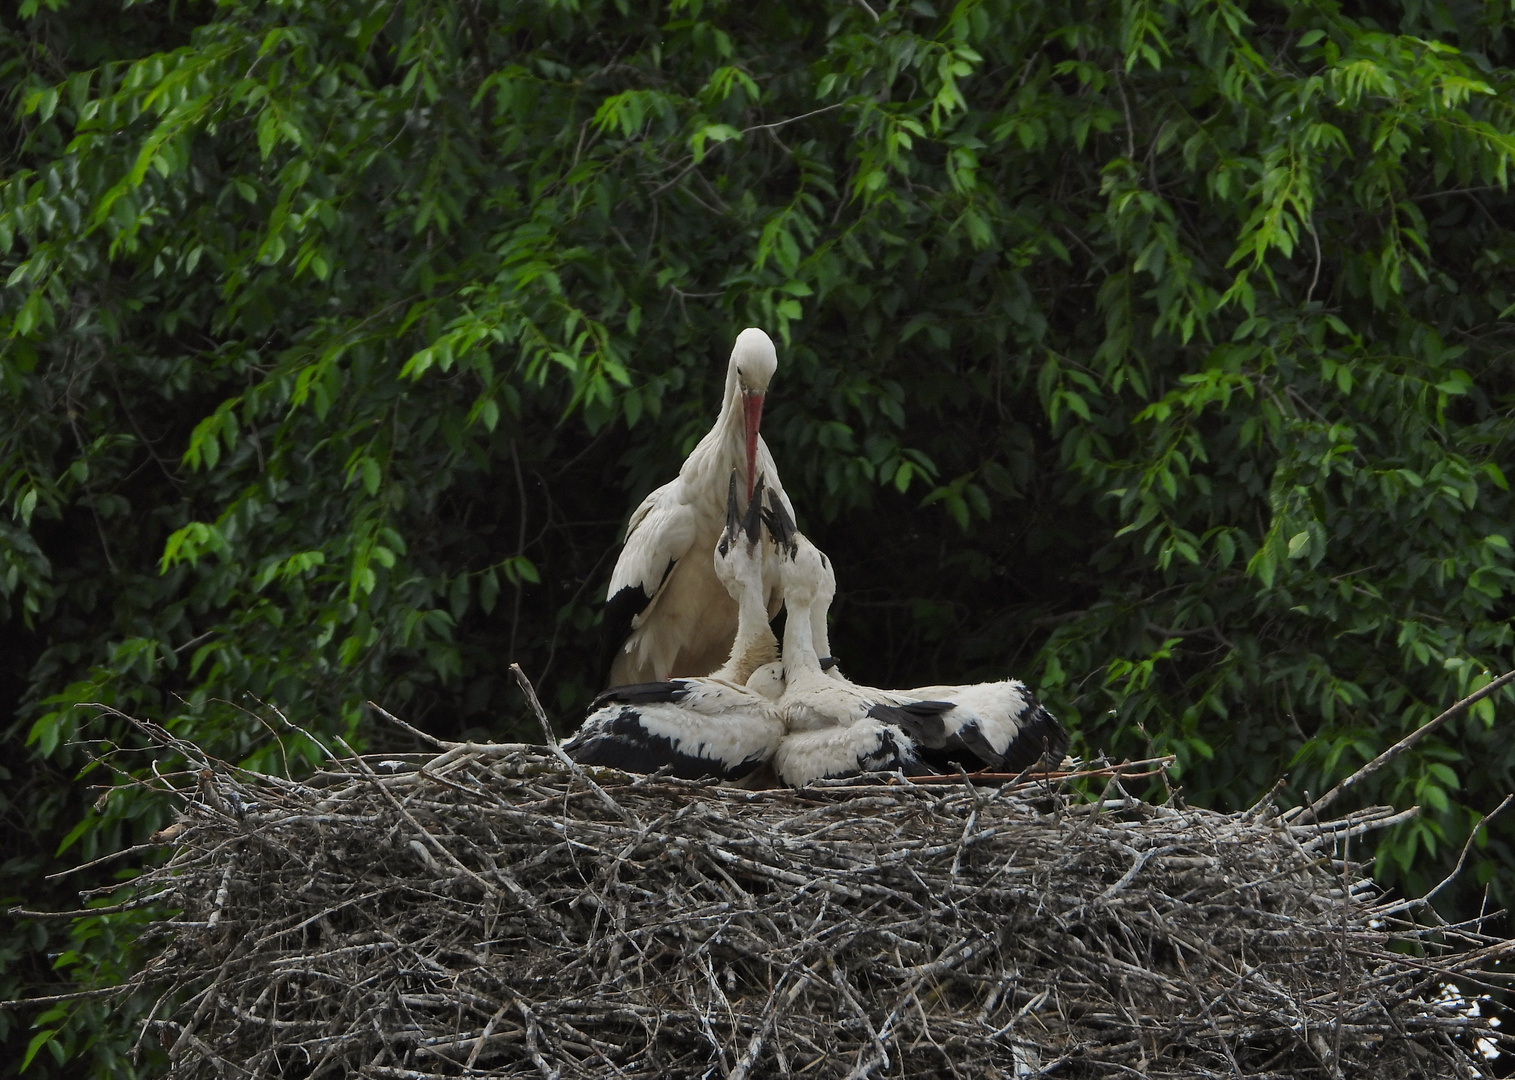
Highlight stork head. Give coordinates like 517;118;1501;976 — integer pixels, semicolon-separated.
766;501;833;611
745;661;786;700
715;470;766;601
727;328;777;502
761;486;798;559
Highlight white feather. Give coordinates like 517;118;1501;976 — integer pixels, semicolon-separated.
572;473;787;779
772;720;919;787
744;661;786;700
905;680;1032;741
900;678;1066;770
605;328;794;685
628;700;782;767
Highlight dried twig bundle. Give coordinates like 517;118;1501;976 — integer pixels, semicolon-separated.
87;719;1515;1078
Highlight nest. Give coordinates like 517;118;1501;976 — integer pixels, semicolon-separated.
64;717;1515;1078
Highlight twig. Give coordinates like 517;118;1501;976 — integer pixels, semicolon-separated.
1300;668;1515;822
512;662;560;747
648;105;846;198
367;700;454;749
334;735;501;899
1376;794;1515;918
512;663;641;827
21;718;1509;1077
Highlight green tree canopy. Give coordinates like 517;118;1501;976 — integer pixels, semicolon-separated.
3;0;1515;1073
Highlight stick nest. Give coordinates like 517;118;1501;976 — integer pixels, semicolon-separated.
107;728;1512;1079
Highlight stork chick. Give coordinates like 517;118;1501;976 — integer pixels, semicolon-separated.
764;498;936;786
766;495;1067;775
566;471;783;780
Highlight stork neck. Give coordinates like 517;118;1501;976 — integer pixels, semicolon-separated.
711;553;776;683
782;594;824;678
810;606;831;662
735;564;770;643
679;380;752;513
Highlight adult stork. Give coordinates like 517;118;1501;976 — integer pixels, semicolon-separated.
566;474;784;781
764;497;1067;781
602;328;795;687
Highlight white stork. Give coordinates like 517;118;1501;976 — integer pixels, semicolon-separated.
764;502;936;786
707;473;781;686
896;678;1068;774
763;496;1067;781
566;474;784;780
771;718;930;789
603;328;794;686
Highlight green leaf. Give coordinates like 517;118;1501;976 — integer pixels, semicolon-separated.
360;457;381;496
21;1029;58;1071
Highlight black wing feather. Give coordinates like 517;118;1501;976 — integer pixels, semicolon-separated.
995;699;1070;771
588;680;690;711
858;725;932;778
866;699;954;749
919;697;1070;774
920;722;1002;773
565;705;761;781
597;557;673;686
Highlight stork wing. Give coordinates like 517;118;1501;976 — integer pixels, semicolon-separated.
904;681;1069;771
864;699;956;750
772;721;931;787
600;480;701;677
591;677;759;716
565;699;782;781
608;480;701;603
589;681;690;710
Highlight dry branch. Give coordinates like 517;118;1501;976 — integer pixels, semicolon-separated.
20;728;1515;1079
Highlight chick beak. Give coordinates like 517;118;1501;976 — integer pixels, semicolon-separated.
720;469;740;556
744;474;766;547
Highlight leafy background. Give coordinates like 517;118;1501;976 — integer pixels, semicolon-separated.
3;0;1515;1073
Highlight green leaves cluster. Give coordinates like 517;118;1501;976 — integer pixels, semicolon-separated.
3;0;1515;1073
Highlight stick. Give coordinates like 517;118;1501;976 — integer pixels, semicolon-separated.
1300;668;1515;822
511;663;641;827
367;700;455;750
334;735;501;900
511;663;559;747
1375;794;1515;918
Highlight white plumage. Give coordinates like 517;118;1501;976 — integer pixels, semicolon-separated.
743;661;786;701
603;328;795;686
706;474;781;686
763;495;1066;781
898;678;1068;774
772;720;926;788
563;681;784;782
567;472;784;780
765;502;932;785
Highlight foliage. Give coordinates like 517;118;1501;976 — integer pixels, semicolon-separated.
2;0;1515;1073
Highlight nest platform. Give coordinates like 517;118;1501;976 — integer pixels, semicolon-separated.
81;724;1515;1078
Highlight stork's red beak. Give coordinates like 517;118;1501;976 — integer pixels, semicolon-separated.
742;390;764;503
